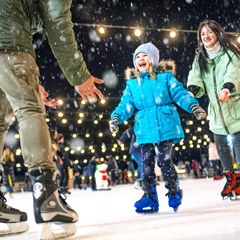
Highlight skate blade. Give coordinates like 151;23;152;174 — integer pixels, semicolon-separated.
136;210;158;214
173;207;179;212
0;222;29;236
39;222;76;240
229;191;240;201
222;191;240;201
135;207;159;214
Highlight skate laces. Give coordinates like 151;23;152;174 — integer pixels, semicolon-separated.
0;192;20;212
165;187;182;198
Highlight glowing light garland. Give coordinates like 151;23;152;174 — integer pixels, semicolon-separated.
74;23;240;37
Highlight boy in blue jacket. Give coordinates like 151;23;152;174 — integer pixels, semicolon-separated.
109;42;206;213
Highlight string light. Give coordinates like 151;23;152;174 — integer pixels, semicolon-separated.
134;28;143;37
98;26;106;35
73;22;239;37
169;30;177;38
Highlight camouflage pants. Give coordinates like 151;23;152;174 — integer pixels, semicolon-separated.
0;51;54;171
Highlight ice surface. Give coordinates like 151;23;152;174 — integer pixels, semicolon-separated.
2;178;240;240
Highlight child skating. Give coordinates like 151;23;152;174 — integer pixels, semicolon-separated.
109;42;206;213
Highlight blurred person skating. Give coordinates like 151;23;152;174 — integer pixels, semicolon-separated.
118;127;142;180
209;140;223;180
106;155;118;186
72;160;82;190
191;159;200;179
0;0;104;238
82;164;90;190
109;42;206;213
0;148;15;198
88;156;99;191
57;135;71;194
187;19;240;200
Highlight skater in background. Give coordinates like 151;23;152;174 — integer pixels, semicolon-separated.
191;159;200;178
0;148;15;198
106;155;118;186
0;0;104;237
118;127;142;180
56;134;72;194
82;164;90;190
187;19;240;199
208;140;223;180
88;156;99;191
72;160;82;190
109;42;206;213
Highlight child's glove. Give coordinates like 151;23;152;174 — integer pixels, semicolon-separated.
219;88;230;103
109;116;119;133
192;106;206;120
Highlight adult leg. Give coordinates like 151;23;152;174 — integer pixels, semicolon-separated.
0;53;78;231
231;132;240;196
214;134;236;198
0;62;28;236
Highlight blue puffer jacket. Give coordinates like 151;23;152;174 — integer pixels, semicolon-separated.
111;64;199;145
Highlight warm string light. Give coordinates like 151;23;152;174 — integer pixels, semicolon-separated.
74;22;240;39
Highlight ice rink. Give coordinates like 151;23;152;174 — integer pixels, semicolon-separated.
1;177;240;240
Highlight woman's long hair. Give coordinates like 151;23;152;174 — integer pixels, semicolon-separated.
197;19;240;77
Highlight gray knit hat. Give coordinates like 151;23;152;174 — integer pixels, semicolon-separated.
133;42;159;68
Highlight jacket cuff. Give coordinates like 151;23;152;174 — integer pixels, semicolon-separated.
222;82;235;93
187;85;200;96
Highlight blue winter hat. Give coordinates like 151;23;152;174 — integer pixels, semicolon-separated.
133;42;160;68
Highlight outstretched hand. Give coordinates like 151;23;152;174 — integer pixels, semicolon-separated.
39;85;59;109
75;76;104;102
219;89;230;103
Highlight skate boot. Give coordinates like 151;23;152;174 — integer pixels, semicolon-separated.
30;169;78;240
221;171;236;199
165;179;182;212
134;180;159;213
230;172;240;200
0;191;29;236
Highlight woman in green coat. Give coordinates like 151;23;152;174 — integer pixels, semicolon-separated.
187;19;240;200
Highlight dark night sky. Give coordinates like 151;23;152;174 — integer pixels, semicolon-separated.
8;0;240;168
37;0;240;98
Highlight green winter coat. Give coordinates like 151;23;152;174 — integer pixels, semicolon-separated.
187;48;240;135
0;0;91;86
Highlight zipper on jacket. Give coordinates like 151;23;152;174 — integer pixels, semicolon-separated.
212;60;230;134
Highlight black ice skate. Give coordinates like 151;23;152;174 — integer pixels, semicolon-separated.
30;169;78;240
0;191;29;236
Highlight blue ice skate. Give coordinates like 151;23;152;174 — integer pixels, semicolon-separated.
134;180;159;213
165;179;183;212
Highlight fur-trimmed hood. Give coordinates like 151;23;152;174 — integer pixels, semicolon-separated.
124;60;176;80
